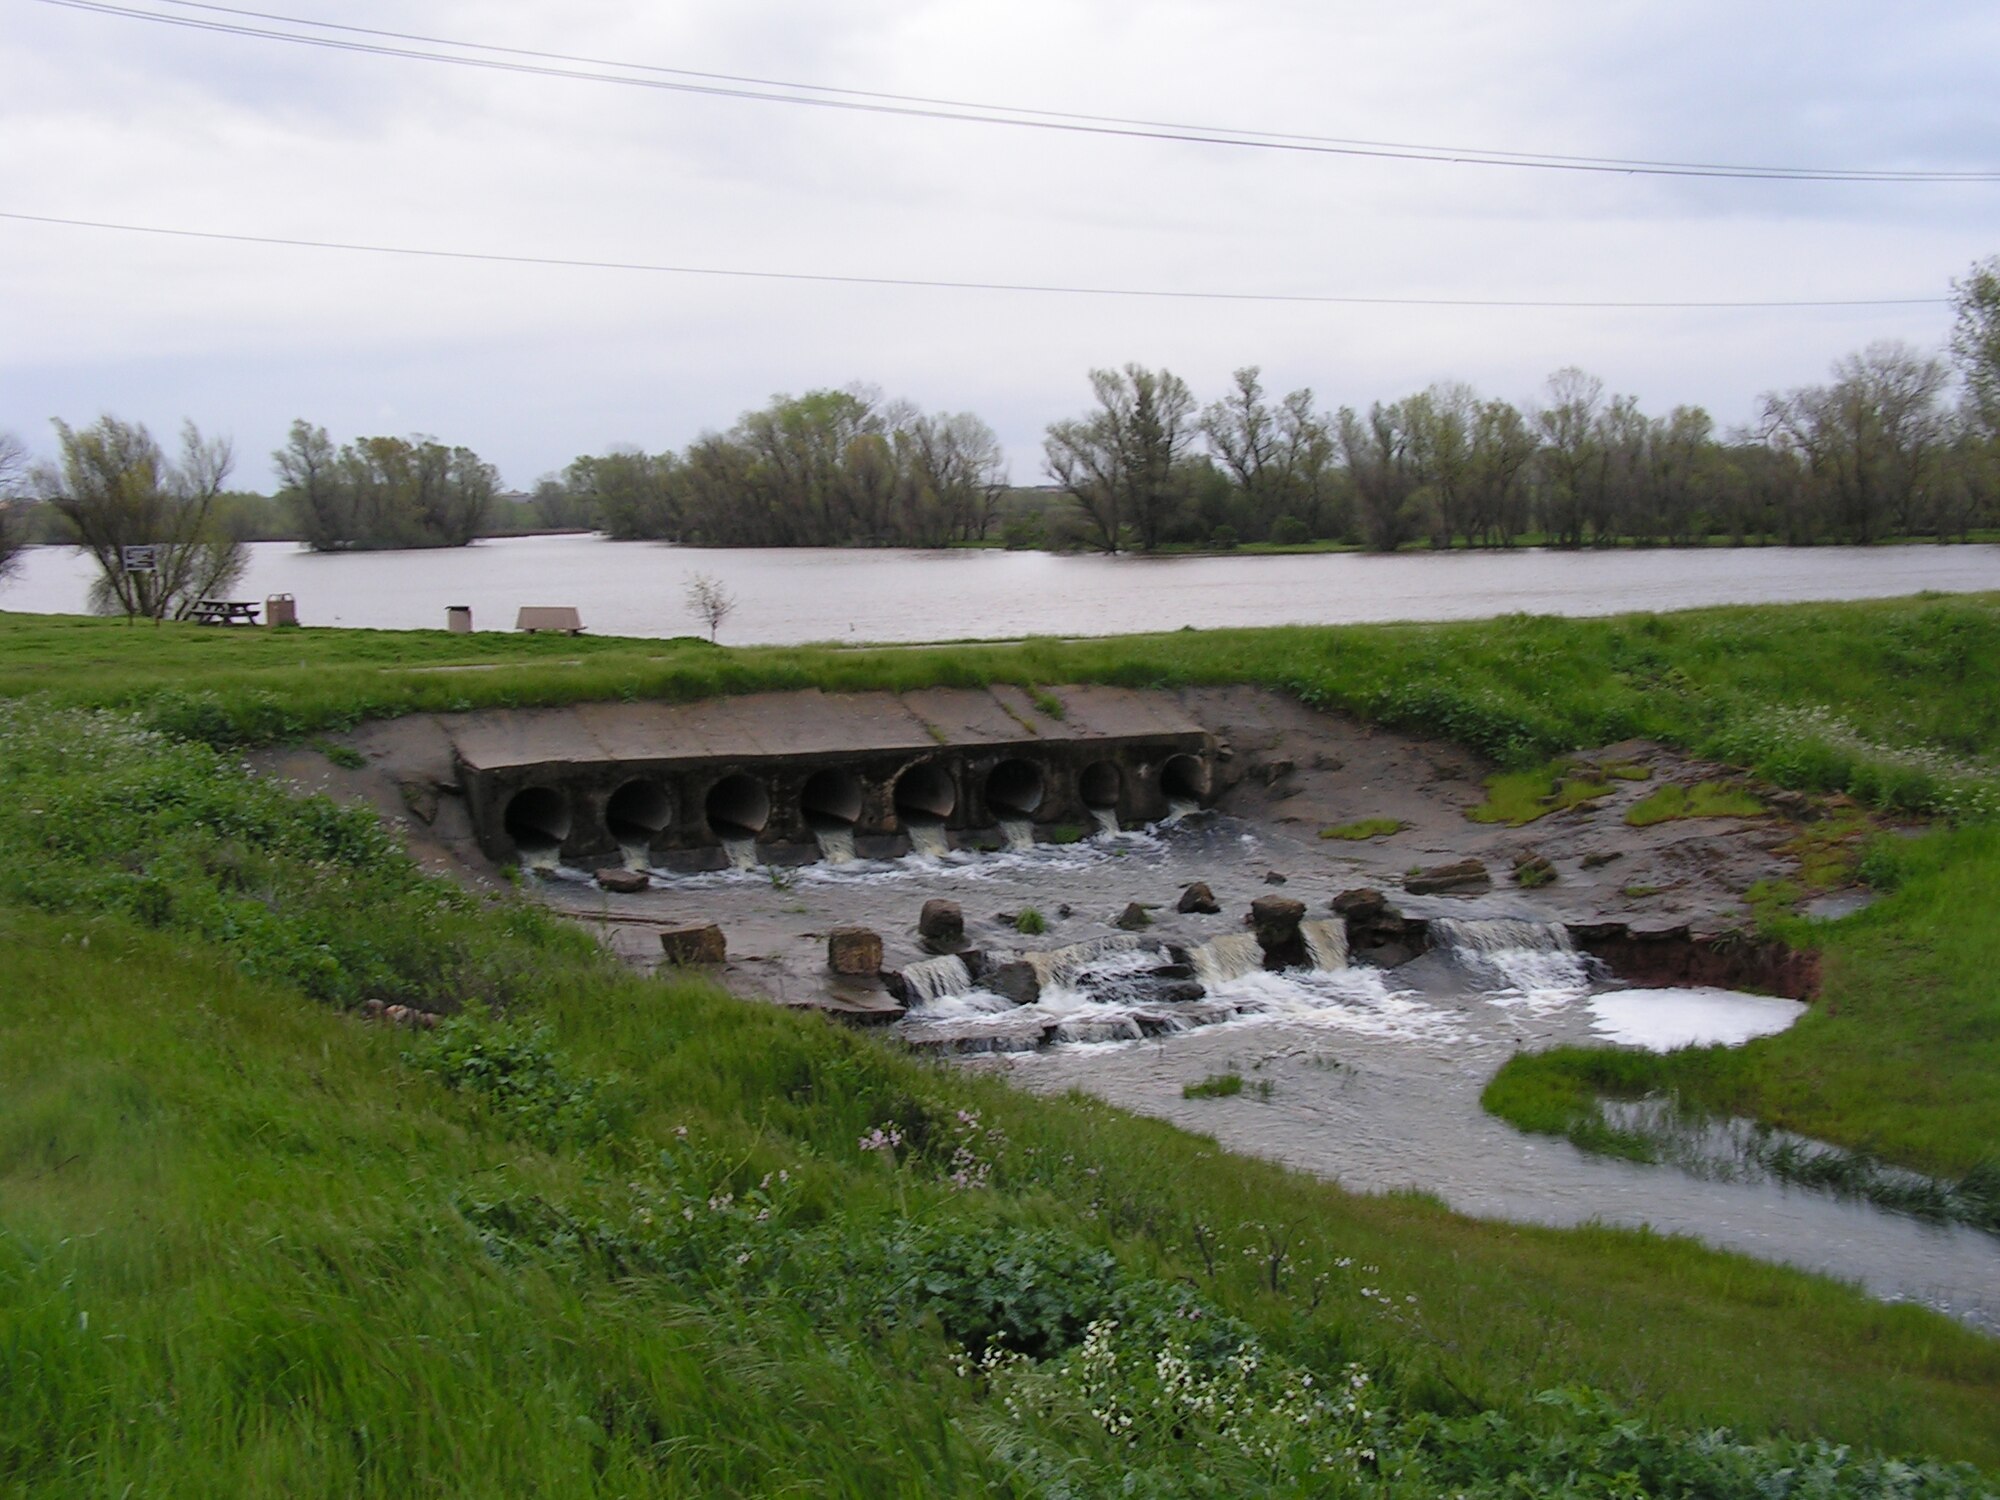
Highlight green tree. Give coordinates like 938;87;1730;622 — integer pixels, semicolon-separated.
1950;255;2000;437
276;423;498;550
1044;364;1196;552
36;415;245;620
0;429;26;583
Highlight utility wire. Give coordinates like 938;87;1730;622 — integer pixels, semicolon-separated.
31;0;2000;184
0;209;1952;309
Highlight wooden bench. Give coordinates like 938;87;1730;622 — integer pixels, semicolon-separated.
188;599;261;626
516;606;585;635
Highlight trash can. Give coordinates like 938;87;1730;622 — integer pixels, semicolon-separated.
446;605;473;634
265;594;298;627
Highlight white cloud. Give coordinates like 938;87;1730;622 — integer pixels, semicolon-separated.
2;0;1993;488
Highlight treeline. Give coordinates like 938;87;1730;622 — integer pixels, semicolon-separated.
532;387;1008;547
1033;340;1996;554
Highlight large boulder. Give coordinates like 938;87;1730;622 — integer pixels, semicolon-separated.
659;924;726;964
918;898;965;952
1403;859;1491;895
1250;894;1308;968
827;927;884;976
1176;882;1221;915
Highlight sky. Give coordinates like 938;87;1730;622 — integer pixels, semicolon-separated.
4;0;1998;493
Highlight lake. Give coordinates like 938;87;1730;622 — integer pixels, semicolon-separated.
6;534;2000;644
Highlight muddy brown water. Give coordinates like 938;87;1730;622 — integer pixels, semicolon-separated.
9;535;2000;641
540;808;2000;1334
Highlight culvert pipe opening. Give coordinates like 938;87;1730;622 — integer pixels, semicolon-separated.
800;767;865;830
504;786;572;862
1161;754;1208;806
705;773;771;842
606;779;672;847
893;762;956;825
1079;762;1121;810
986;758;1046;820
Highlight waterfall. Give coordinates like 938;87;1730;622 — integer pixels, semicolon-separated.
1430;918;1588;1008
811;824;857;866
906;820;951;859
998;816;1036;852
1023;934;1150;991
1429;918;1573;954
900;954;974;1005
1300;919;1350;972
720;835;760;872
1189;932;1264;988
1160;796;1200;827
1088;806;1120;838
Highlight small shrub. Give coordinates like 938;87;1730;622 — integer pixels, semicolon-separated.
1319;817;1404;841
1183;1072;1244;1099
1014;908;1047;936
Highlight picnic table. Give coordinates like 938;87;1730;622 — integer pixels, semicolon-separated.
188;599;261;626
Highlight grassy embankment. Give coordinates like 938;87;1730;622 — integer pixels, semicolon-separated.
3;602;2000;1490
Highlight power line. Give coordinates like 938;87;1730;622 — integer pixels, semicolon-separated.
0;209;1953;309
31;0;2000;184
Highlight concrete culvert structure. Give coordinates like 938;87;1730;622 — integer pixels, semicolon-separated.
1079;761;1121;810
986;757;1046;820
1161;754;1208;805
893;761;957;825
503;786;572;860
800;767;865;830
605;779;672;847
705;773;771;841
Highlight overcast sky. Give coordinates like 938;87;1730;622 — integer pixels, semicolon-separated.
4;0;1998;492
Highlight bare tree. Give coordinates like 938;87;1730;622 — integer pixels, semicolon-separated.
683;571;736;642
36;415;244;619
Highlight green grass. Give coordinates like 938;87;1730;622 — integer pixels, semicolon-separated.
5;604;2000;1487
1184;1071;1247;1098
1467;760;1614;825
1624;780;1767;826
1014;907;1047;936
1319;817;1406;840
3;595;1999;821
1488;823;2000;1187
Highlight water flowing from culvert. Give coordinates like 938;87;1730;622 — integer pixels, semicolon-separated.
998;816;1035;852
906;820;951;859
1161;796;1201;826
811;824;858;866
1089;806;1120;839
719;835;760;872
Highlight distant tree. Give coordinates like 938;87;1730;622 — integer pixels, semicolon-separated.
1951;255;2000;438
275;422;498;550
0;429;26;583
36;415;244;619
1463;399;1538;546
1760;342;1950;543
1336;401;1421;551
565;449;679;539
1202;367;1336;541
1534;368;1608;547
684;571;736;642
1044;364;1197;552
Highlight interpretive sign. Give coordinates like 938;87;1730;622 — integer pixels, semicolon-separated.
120;544;159;573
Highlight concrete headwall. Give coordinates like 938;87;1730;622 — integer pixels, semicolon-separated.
448;686;1214;868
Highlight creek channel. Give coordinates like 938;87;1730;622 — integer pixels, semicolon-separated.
539;807;2000;1334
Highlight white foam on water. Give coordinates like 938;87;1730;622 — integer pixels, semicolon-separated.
1431;919;1591;1013
1211;967;1462;1042
1089;806;1120;838
1589;988;1807;1051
